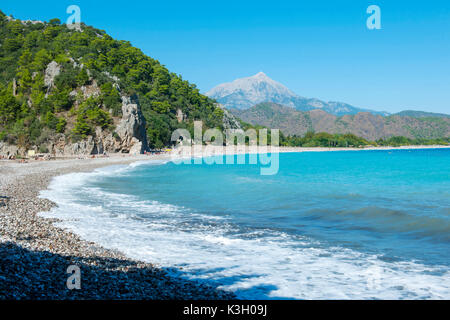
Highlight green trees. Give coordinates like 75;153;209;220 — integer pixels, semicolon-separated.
76;67;89;86
282;132;372;148
55;118;67;133
145;112;172;149
375;136;449;146
54;63;79;89
49;89;74;112
86;107;112;129
376;136;411;147
3;38;22;52
0;11;226;150
18;49;33;67
72;97;113;138
72;114;92;139
100;82;122;116
44;111;59;129
32;49;51;71
280;132;450;148
75;97;113;133
0;89;20;126
49;18;61;26
42;111;66;133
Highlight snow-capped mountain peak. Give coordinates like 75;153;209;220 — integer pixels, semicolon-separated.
206;72;388;116
206;72;298;110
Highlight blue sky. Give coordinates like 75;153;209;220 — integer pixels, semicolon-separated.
2;0;449;114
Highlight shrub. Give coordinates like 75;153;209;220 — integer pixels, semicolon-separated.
72;114;92;138
55;118;67;133
44;111;59;130
86;107;113;129
39;144;49;153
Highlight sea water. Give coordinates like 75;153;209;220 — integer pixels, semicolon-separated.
40;149;450;299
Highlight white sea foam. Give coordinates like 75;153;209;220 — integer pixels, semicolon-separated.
39;162;450;300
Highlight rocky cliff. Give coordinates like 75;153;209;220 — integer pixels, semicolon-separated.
1;94;149;158
49;95;149;156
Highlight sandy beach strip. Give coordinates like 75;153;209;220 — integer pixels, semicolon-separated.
171;144;450;159
0;154;235;300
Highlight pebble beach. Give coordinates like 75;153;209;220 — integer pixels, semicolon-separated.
0;155;235;300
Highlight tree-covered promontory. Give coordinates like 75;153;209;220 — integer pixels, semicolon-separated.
0;10;224;151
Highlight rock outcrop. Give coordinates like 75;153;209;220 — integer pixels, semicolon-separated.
11;95;151;158
49;96;149;156
44;61;60;90
218;104;242;130
0;143;20;159
62;136;103;156
176;109;185;123
115;96;149;154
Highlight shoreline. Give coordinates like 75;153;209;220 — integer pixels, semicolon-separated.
0;154;235;300
172;144;450;157
1;145;449;299
170;145;450;162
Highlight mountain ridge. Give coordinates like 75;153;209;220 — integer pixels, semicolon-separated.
231;102;450;141
207;72;389;116
393;110;450;118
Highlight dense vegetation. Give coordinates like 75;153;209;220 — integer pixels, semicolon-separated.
375;136;450;147
0;11;224;150
279;132;449;148
281;132;372;148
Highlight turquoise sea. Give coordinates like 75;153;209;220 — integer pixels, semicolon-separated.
40;149;450;299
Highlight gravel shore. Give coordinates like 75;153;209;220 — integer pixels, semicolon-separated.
0;155;235;300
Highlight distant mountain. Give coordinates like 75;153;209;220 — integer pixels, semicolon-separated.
206;72;389;116
206;72;298;110
231;102;450;141
394;110;450;118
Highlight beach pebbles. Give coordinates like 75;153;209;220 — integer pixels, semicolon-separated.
0;158;235;300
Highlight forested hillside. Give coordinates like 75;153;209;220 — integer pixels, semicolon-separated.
0;10;226;154
232;102;450;141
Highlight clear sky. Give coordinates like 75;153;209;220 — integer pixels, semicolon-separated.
2;0;449;114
